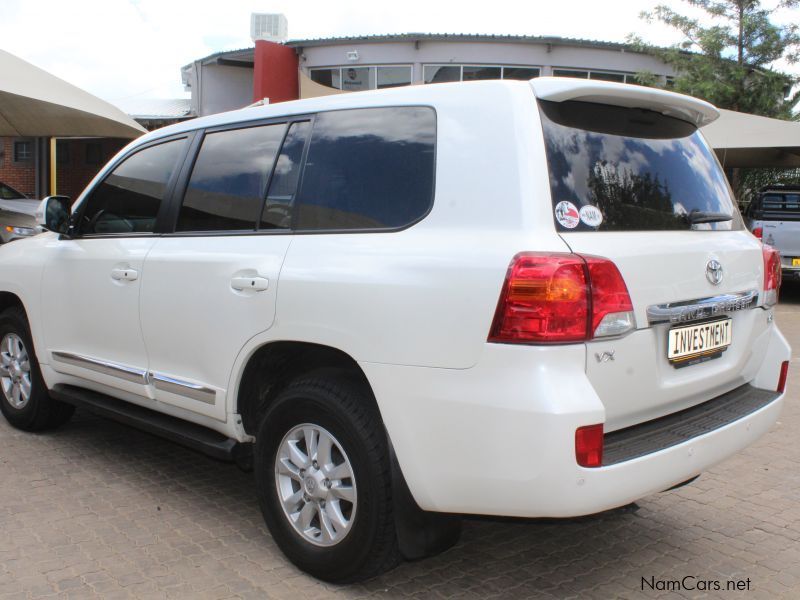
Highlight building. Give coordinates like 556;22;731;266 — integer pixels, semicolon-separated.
0;99;190;200
181;32;677;117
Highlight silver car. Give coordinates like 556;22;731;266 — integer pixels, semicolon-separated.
0;181;39;243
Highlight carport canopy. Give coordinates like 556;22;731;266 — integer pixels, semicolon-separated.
0;49;145;138
702;108;800;168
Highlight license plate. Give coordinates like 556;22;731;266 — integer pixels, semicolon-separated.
668;318;732;365
793;258;800;266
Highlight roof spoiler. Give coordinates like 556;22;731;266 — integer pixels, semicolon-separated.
530;77;719;128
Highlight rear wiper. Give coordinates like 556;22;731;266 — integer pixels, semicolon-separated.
681;210;733;224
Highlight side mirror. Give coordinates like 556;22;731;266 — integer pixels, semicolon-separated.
36;196;72;236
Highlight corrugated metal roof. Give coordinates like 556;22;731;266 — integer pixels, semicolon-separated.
186;33;647;67
115;98;193;119
285;33;639;52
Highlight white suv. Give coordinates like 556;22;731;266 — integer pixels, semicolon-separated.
0;78;790;583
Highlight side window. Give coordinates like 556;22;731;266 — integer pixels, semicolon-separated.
177;124;286;232
80;138;186;235
295;107;436;230
260;121;310;229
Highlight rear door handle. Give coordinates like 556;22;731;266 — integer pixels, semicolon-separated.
231;276;269;292
111;267;138;281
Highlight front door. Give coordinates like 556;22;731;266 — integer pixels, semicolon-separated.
42;137;189;397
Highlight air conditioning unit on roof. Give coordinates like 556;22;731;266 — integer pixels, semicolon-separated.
251;13;288;43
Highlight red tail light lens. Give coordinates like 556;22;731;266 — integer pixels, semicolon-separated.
762;245;781;307
489;253;635;343
778;360;789;393
752;227;763;241
575;424;604;468
488;253;589;343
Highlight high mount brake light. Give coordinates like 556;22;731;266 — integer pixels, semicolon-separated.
489;253;635;344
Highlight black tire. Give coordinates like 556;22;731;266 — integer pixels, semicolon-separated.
0;307;74;431
255;374;400;583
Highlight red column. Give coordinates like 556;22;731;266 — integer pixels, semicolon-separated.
253;40;299;104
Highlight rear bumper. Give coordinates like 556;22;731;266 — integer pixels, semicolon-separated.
362;326;790;518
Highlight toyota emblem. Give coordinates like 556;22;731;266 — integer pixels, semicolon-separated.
706;259;723;285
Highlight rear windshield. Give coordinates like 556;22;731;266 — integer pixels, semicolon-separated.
751;192;800;221
540;100;738;232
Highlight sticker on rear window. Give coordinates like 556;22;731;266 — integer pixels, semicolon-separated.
555;201;580;229
579;205;603;227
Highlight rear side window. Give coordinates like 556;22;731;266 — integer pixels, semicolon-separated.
178;124;286;231
295;107;436;230
261;121;310;229
540;100;738;232
80;138;186;235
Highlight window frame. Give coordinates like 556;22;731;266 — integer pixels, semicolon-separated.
71;132;194;239
423;64;541;83
552;67;638;83
12;139;33;164
160;105;437;237
309;65;414;91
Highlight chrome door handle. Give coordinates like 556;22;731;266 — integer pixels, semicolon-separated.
111;267;138;281
231;276;269;292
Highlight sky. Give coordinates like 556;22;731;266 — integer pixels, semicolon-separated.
1;0;798;107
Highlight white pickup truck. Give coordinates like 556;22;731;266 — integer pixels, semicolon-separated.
746;185;800;280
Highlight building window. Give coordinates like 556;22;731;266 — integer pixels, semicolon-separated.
424;64;541;84
310;66;412;91
13;140;33;163
85;142;103;166
553;68;638;84
56;140;70;165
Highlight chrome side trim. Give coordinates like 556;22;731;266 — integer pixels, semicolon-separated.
647;290;759;325
52;351;148;384
150;372;216;405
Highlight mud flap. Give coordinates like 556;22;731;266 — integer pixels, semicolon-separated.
389;440;462;560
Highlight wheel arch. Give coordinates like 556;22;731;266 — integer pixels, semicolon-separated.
235;340;374;437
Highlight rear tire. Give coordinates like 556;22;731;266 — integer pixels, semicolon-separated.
0;307;74;431
254;374;400;583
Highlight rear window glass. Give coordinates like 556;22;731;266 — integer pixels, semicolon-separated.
295;107;436;230
540;100;738;232
755;192;800;220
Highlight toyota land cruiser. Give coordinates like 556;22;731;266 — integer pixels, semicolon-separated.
0;78;789;583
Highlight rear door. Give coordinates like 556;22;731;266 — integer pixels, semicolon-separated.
138;119;309;420
537;99;767;430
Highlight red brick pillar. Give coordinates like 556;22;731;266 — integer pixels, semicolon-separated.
253;40;299;104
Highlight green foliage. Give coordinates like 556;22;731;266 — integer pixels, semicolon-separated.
629;0;800;118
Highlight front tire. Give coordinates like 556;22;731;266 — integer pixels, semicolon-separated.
0;307;74;431
255;374;400;583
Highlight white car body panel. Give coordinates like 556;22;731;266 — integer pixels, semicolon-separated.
0;78;790;519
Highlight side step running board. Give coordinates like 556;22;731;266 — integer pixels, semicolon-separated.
51;384;249;463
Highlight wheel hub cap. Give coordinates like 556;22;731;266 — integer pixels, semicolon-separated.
275;423;357;547
0;333;32;410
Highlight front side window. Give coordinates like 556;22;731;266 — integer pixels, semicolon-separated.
295;107;436;230
178;124;286;232
541;100;737;232
0;182;25;199
79;138;186;235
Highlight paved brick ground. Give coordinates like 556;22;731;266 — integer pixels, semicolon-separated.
2;288;800;599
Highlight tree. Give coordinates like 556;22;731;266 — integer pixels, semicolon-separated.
630;0;800;119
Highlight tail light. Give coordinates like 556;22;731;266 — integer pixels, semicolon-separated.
752;227;763;241
575;424;604;468
489;252;635;343
762;245;781;307
778;360;789;394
